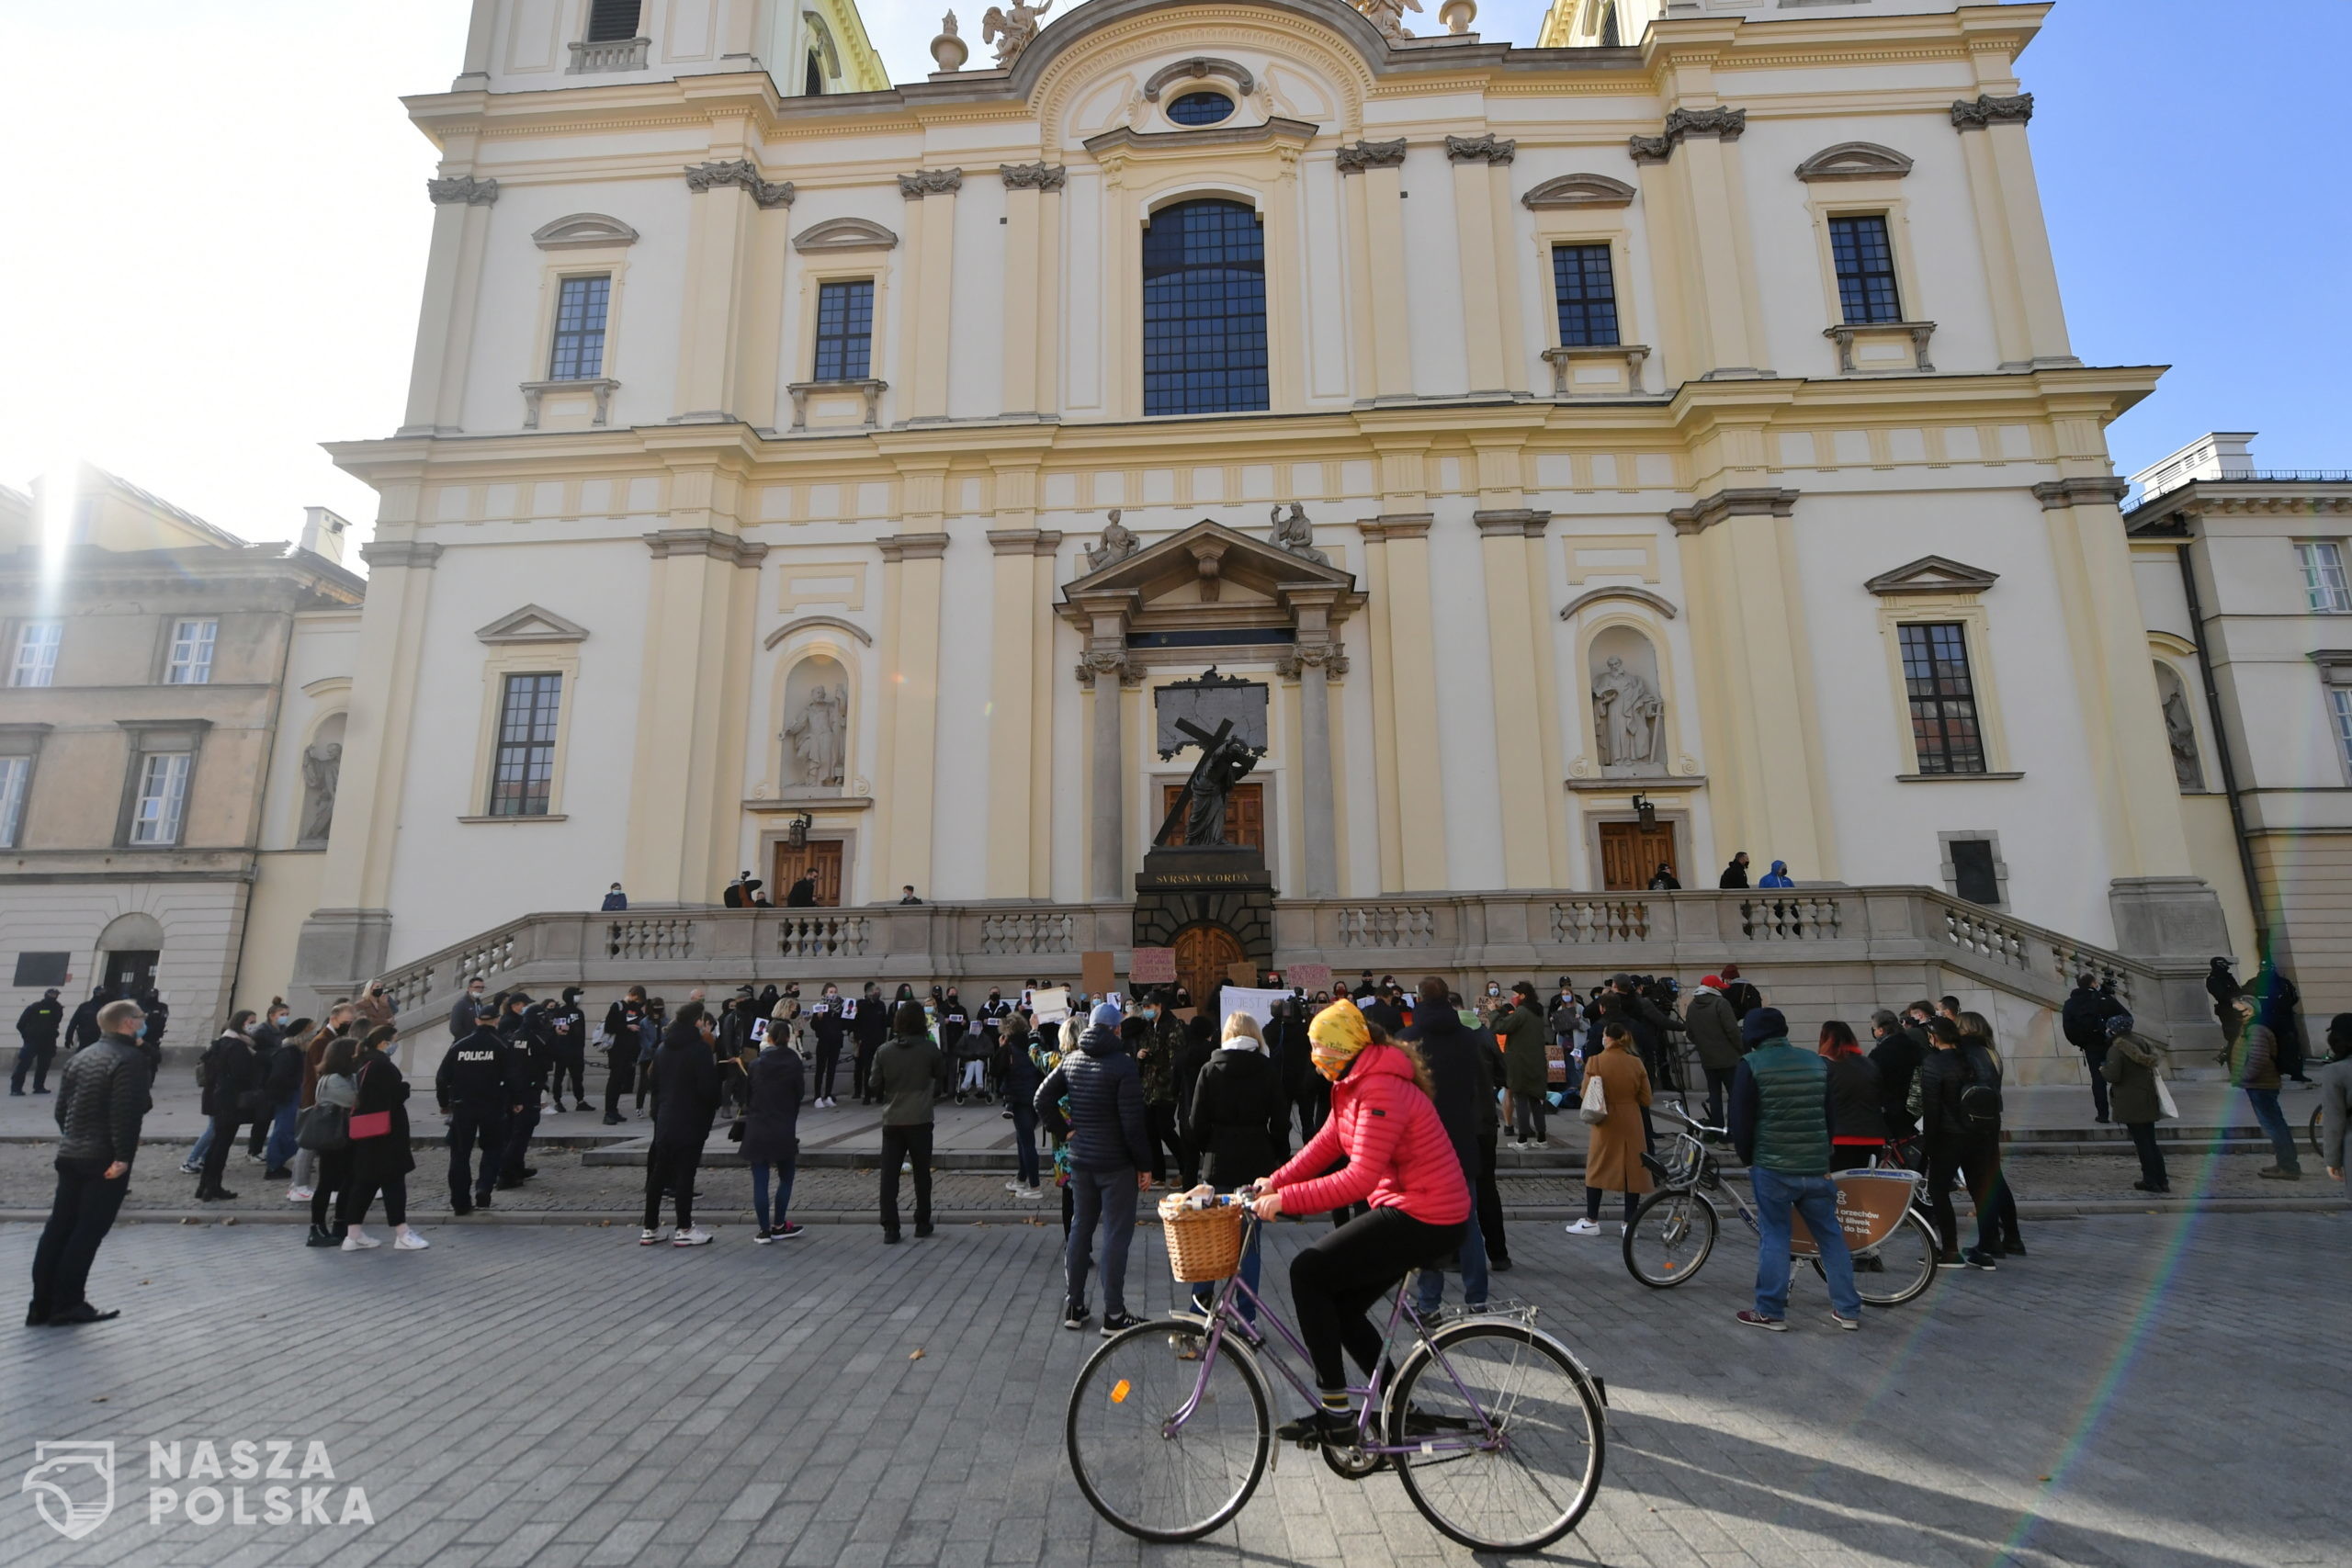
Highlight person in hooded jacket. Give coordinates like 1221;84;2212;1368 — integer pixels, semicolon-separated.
1496;983;1550;1148
1183;1011;1288;1323
1758;861;1795;889
641;1004;722;1246
742;1021;806;1242
2098;1011;2170;1193
1400;979;1499;1314
64;985;109;1052
2060;974;2125;1123
1038;1001;1153;1334
540;987;589;1112
1253;998;1468;1443
873;1001;944;1242
1684;977;1743;1131
1718;852;1752;889
194;1012;261;1201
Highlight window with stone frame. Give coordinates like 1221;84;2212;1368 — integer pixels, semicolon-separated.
2296;540;2351;614
585;0;641;42
812;280;875;380
1828;214;1902;325
548;275;612;380
10;622;60;688
1898;621;1985;774
488;672;563;817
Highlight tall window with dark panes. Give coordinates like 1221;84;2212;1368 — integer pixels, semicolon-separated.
1141;199;1268;416
488;673;563;817
585;0;642;41
1828;214;1902;324
1551;244;1620;347
812;280;875;380
548;276;611;380
1898;622;1985;774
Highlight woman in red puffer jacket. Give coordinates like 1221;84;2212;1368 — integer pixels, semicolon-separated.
1250;998;1468;1443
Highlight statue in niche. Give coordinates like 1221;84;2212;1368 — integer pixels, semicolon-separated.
1591;655;1665;773
785;684;846;788
1270;503;1329;567
2162;684;2204;791
299;740;342;843
1084;509;1139;572
981;0;1050;67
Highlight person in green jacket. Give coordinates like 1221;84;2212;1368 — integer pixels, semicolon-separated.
1496;984;1550;1147
872;1002;944;1241
1727;1008;1861;1332
2098;1013;2169;1194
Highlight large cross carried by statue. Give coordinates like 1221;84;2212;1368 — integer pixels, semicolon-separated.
1152;716;1262;848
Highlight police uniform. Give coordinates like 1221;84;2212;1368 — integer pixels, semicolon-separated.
436;1026;516;1210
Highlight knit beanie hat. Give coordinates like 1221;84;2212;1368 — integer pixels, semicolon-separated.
1307;997;1371;1081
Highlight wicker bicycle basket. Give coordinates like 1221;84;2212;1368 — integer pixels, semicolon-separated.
1158;1195;1245;1283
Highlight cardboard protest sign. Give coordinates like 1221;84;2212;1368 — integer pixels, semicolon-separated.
1285;963;1333;995
1131;947;1177;985
1081;950;1117;998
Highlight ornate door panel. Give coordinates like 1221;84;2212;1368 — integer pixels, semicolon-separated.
1173;922;1247;1010
1598;822;1676;892
772;840;845;907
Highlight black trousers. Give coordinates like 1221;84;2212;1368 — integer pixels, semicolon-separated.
879;1123;933;1235
10;1037;56;1092
447;1106;508;1203
2080;1043;2111;1120
30;1161;128;1320
499;1102;540;1183
603;1054;633;1118
1927;1135;2002;1259
1145;1102;1192;1187
342;1172;406;1229
643;1139;702;1231
1294;1078;1329;1144
1702;1066;1736;1129
1474;1130;1508;1263
552;1049;586;1104
2125;1122;2168;1188
197;1114;244;1195
813;1040;842;1100
854;1043;880;1102
310;1147;353;1230
1291;1207;1464;1394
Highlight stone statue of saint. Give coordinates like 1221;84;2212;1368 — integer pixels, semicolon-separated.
1084;510;1139;573
1591;655;1663;772
785;684;846;787
1182;731;1261;847
2162;684;2203;791
299;740;342;842
1270;503;1329;567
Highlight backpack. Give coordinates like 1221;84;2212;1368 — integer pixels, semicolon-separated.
1956;1049;2002;1134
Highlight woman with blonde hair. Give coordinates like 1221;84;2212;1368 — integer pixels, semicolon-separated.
1183;1011;1289;1325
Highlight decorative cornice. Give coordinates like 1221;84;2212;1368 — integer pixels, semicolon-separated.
1444;132;1517;165
531;212;638;250
1629;107;1747;164
986;528;1066;556
476;604;590;644
1472;508;1551;537
763;615;874;649
1951;93;2034;130
684;159;795;208
792;216;898;253
425;175;499;206
1793;141;1914;183
1140;56;1256;101
1521;172;1635;209
1559;586;1678;622
877;532;952;561
1335;138;1408;175
2032;477;2131;511
1355;513;1432;542
643;529;770;566
1083;118;1318;158
1668;487;1798;536
898;168;965;198
1862;555;2000;598
999;162;1068;191
357;540;444;570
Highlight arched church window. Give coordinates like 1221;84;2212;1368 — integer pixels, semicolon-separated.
1142;199;1269;417
805;53;825;96
586;0;641;43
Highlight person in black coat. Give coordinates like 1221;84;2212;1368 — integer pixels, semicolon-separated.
1818;1021;1889;1169
643;1005;721;1244
807;985;848;1107
14;987;65;1095
2060;975;2125;1123
342;1027;424;1247
1401;979;1505;1307
253;1018;307;1179
1718;852;1752;889
850;985;890;1105
1182;1010;1288;1321
741;1032;805;1240
599;987;647;1124
64;986;108;1052
436;1015;519;1213
1867;1010;1926;1140
195;1015;261;1201
492;994;545;1191
538;987;589;1111
1001;1014;1046;1193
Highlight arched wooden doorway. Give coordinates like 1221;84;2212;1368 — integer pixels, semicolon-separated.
1172;922;1247;1012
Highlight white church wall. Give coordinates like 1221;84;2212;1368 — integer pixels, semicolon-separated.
930;523;997;900
1398;145;1470;400
1424;504;1508;890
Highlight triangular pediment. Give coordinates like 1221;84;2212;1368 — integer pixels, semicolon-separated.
476;604;591;644
1863;556;1999;597
1063;517;1356;601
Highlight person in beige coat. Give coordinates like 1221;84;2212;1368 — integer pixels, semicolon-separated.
1565;1022;1654;1236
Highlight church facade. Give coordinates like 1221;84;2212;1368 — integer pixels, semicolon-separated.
293;0;2246;1046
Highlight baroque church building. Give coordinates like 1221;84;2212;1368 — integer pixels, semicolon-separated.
291;0;2245;1072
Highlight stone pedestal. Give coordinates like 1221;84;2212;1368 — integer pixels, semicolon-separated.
1133;847;1275;972
2107;875;2233;1043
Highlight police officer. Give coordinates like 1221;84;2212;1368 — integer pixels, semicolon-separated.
493;994;545;1190
13;987;65;1095
436;1010;520;1213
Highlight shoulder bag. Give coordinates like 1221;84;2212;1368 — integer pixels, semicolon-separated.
1578;1067;1611;1125
296;1095;350;1152
347;1060;394;1141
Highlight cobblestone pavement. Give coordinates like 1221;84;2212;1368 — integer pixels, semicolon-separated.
4;1211;2340;1567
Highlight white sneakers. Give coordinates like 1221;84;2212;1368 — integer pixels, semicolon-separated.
341;1228;382;1251
639;1228;667;1246
673;1226;714;1247
1563;1219;1601;1236
393;1226;430;1250
286;1186;314;1202
1004;1179;1026;1193
1017;1184;1041;1198
814;1096;836;1109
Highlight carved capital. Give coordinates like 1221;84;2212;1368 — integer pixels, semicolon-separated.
1628;107;1747;164
1444;133;1517;165
1000;162;1068;191
1076;650;1144;689
1951;93;2034;130
684;159;795;208
877;532;953;561
2031;477;2131;511
358;540;445;570
1276;644;1350;680
1335;138;1408;175
643;529;769;567
1668;487;1800;536
898;168;965;198
426;175;499;206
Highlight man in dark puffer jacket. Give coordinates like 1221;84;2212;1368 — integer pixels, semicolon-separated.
31;998;155;1326
1038;1002;1152;1335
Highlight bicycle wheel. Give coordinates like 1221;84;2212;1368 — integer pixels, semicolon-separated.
1065;1318;1270;1543
1815;1207;1939;1307
1623;1189;1717;1288
1388;1321;1607;1553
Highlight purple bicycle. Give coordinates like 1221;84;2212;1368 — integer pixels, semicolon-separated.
1063;1194;1607;1550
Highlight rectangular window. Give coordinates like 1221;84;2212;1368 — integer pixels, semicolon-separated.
585;0;642;41
1551;244;1621;347
1142;199;1269;416
1898;622;1986;774
548;275;611;380
10;623;60;687
164;618;218;684
1829;214;1902;325
1950;838;2000;906
812;280;875;381
2331;689;2352;773
2297;541;2352;614
488;672;563;817
129;751;191;845
0;755;27;848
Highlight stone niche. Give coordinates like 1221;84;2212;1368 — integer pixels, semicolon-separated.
1588;624;1668;776
780;654;850;795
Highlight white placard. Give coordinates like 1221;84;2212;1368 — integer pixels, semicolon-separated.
1031;986;1071;1025
1222;987;1293;1030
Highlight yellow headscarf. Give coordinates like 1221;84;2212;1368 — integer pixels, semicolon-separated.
1307;997;1372;1082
